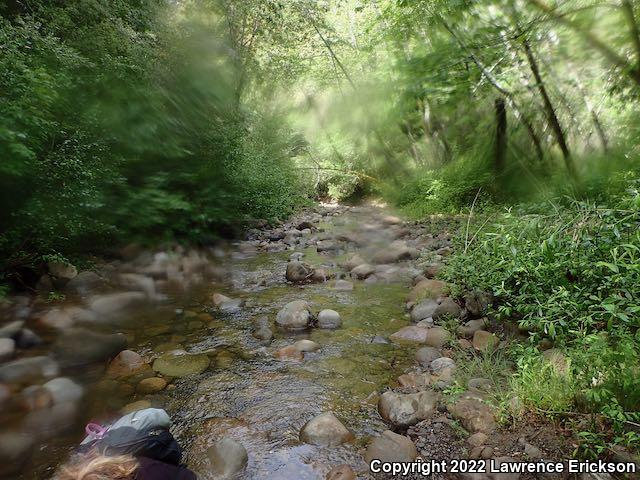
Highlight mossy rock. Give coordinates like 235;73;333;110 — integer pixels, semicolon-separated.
152;353;210;377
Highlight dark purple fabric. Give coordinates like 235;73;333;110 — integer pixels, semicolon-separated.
135;457;197;480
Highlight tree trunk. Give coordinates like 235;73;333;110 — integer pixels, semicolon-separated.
438;16;545;163
495;98;507;172
523;40;576;176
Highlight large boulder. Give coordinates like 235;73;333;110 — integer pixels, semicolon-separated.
286;261;314;283
206;438;248;478
87;292;147;317
364;430;417;464
53;329;127;367
343;254;366;271
152;352;209;377
275;300;312;331
299;412;353;447
378;391;439;427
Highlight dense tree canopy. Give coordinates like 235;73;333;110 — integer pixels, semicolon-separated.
1;0;639;279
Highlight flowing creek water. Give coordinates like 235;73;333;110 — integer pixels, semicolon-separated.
6;204;436;480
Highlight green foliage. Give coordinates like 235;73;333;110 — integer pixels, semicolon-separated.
0;1;308;287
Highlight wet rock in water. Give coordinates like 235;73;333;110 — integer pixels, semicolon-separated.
415;346;442;367
40;308;75;329
408;279;447;303
0;320;24;339
464;290;491;317
365;430;417;464
206;438;248;478
121;399;152;414
137;377;168;394
389;326;430;344
299;412;353;447
378;390;439;427
332;279;354;291
0;432;35;476
317;309;342;329
253;325;273;344
212;293;231;306
286;261;314;283
431;357;456;375
218;298;243;314
275;345;304;361
423;326;450;348
448;396;496;433
458;318;487;338
293;339;320;352
15;328;42;349
433;297;462;320
152;352;209;377
42;377;84;404
19;385;53;411
24;401;78;440
47;260;77;283
410;299;438;323
0;338;15;361
472;330;499;352
0;356;59;384
275;300;312;331
350;264;375;280
53;328;127;367
118;273;156;298
106;350;146;378
66;271;106;295
326;465;356;480
87;292;147;317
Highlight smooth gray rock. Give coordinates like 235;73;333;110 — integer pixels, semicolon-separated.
410;299;438;322
317;309;342;329
275;300;311;331
53;328;127;366
299;412;353;446
0;356;59;384
378;391;439;427
206;438;248;478
0;338;15;361
42;377;84;404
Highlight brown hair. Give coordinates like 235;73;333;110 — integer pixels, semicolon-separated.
55;452;139;480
